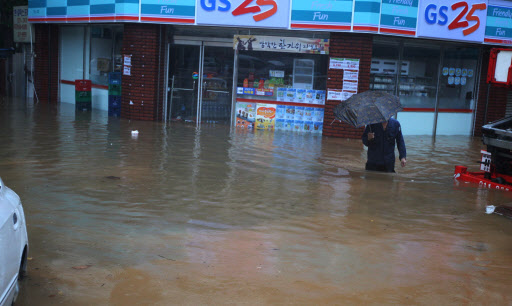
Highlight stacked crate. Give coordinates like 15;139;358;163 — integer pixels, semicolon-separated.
108;72;122;117
75;80;92;111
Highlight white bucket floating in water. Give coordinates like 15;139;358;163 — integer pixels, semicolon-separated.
486;205;496;214
131;130;139;139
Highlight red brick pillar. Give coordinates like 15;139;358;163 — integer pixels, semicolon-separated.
121;24;167;121
323;33;373;139
474;49;508;136
34;24;59;104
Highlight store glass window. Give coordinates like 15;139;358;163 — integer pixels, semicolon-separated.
89;25;123;85
400;45;440;108
370;43;400;95
438;47;480;109
235;38;328;134
60;26;85;81
237;51;328;100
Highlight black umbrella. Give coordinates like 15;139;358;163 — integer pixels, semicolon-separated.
333;91;403;128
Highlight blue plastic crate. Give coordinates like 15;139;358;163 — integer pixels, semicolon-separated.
108;95;121;107
108;72;122;85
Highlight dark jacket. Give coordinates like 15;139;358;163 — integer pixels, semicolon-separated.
362;118;406;165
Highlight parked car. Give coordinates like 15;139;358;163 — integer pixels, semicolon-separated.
0;177;28;306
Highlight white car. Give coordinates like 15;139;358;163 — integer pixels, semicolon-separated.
0;177;28;306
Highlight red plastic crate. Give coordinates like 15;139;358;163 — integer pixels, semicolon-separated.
75;80;91;92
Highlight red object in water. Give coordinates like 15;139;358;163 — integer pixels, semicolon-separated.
454;166;512;192
455;117;512;193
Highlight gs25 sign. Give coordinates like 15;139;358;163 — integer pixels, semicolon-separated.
200;0;277;22
197;0;289;28
418;0;488;42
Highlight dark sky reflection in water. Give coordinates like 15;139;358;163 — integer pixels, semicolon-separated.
1;101;512;305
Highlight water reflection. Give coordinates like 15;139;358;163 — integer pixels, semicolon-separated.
0;100;511;305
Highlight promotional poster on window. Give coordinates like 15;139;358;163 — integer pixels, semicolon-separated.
236;102;323;134
255;103;277;130
235;102;257;130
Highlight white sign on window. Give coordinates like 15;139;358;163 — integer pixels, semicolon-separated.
270;70;285;78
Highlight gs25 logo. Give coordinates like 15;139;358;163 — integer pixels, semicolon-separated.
425;2;487;36
200;0;278;22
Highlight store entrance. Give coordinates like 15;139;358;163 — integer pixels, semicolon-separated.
166;41;234;124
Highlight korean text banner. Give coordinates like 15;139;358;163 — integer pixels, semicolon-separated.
196;0;290;28
234;35;329;54
417;0;489;43
291;0;353;31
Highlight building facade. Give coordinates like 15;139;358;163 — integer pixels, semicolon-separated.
28;0;512;138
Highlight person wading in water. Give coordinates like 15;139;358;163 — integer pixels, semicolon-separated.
362;118;406;173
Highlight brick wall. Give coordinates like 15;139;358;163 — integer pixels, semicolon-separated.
121;23;167;121
34;24;59;104
323;32;373;139
474;49;509;136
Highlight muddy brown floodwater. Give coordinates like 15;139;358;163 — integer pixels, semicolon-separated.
1;99;512;305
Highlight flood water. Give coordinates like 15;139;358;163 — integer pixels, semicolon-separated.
2;99;512;305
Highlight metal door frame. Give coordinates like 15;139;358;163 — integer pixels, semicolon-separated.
166;39;233;126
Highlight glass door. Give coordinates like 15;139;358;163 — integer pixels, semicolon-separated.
167;42;201;123
201;45;234;124
434;47;481;136
167;41;234;125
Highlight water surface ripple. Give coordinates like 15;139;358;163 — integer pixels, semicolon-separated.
1;100;511;305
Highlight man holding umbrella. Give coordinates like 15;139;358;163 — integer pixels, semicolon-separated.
362;118;406;172
333;91;407;172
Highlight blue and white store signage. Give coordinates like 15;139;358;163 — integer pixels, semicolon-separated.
291;0;354;31
28;0;512;47
196;0;290;28
141;0;196;23
485;1;512;44
417;0;489;42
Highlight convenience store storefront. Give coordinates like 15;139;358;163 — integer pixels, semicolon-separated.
371;37;482;135
29;0;512;137
167;32;329;133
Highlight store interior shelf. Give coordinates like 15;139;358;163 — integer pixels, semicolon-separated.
370;73;436;96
